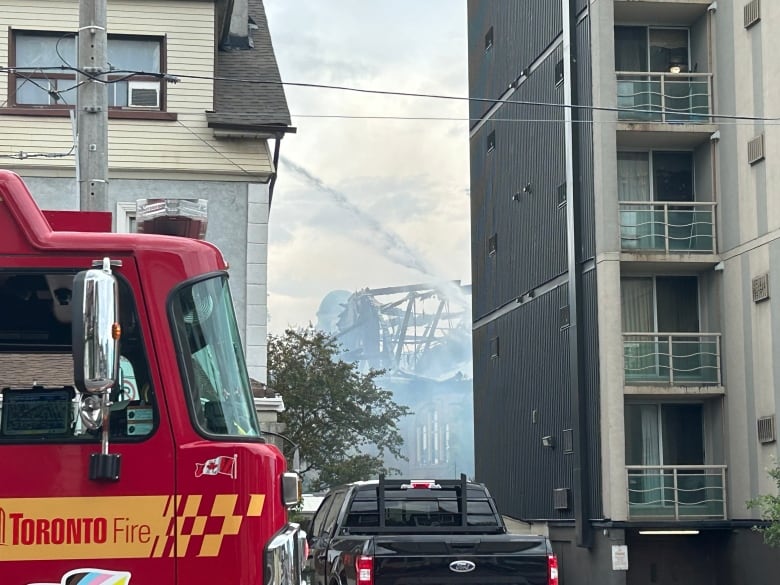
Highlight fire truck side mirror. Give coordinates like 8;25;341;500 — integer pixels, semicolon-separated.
72;266;120;395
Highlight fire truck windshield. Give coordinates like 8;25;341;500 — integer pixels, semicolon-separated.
171;276;260;438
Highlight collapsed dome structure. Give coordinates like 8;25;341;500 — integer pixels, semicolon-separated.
318;282;474;478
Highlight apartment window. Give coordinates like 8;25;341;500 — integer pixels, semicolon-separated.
626;403;704;467
489;336;499;359
616;151;714;252
484;26;494;52
621;276;722;384
555;59;564;86
488;233;498;257
615;26;690;73
9;30;165;111
621;276;699;334
487;130;496;153
559;305;570;329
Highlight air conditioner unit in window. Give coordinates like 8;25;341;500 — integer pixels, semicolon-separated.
127;80;160;108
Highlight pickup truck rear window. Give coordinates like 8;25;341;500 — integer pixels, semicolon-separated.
344;487;501;529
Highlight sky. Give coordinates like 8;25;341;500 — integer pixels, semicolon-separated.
264;1;471;335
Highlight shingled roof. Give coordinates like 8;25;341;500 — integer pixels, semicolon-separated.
207;0;293;132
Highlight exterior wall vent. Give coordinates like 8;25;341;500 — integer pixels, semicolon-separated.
553;488;570;510
748;134;765;165
562;429;574;454
744;0;761;29
758;415;776;444
752;273;770;302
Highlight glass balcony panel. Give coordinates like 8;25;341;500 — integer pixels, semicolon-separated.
627;466;726;520
620;203;715;253
671;337;719;384
623;333;720;385
617;76;662;122
616;73;712;123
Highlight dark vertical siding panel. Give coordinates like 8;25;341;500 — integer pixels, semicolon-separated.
576;17;596;262
467;0;562;122
574;14;602;519
469;1;600;522
493;48;568;310
474;286;575;520
574;11;601;519
582;268;602;519
470;124;495;320
467;0;494;123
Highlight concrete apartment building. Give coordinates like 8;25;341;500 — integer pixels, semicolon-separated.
0;0;293;387
468;1;780;583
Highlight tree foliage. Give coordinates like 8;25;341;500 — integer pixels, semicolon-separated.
747;465;780;547
268;328;411;492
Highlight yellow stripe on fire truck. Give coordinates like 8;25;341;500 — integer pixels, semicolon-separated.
0;494;265;562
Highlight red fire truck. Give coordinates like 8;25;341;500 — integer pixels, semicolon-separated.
0;170;305;585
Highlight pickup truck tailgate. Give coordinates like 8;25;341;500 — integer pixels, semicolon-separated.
372;534;551;585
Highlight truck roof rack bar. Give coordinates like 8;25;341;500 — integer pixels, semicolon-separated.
378;473;386;528
460;472;468;527
376;473;471;528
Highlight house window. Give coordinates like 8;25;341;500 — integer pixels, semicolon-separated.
10;30;165;110
116;201;137;233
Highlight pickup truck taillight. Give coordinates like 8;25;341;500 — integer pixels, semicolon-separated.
356;555;374;585
548;554;559;585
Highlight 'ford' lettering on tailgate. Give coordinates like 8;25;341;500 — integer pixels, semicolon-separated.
449;560;476;573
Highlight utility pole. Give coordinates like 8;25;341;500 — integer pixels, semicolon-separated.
77;0;109;211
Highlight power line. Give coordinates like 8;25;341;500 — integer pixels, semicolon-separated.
174;118;253;176
1;65;778;123
0;144;76;160
192;112;780;127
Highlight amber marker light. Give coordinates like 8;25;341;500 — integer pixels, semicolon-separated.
112;323;122;340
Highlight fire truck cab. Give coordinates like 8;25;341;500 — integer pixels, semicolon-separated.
0;170;304;585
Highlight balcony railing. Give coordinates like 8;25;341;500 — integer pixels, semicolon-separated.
620;201;716;253
616;72;713;123
627;465;727;520
623;332;721;385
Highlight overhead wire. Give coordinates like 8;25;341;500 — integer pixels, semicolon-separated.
1;64;774;160
174;118;253;176
1;65;778;124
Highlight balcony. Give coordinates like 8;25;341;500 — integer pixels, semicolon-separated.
617;72;712;123
620;201;716;253
623;332;721;386
627;465;727;520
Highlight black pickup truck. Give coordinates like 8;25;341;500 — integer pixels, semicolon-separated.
303;475;558;585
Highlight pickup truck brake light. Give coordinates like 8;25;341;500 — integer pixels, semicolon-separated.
356;555;374;585
548;554;559;585
400;480;441;489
